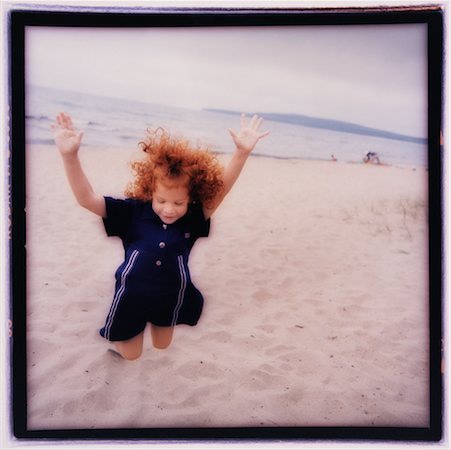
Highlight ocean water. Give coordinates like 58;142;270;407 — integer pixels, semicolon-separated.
25;85;428;168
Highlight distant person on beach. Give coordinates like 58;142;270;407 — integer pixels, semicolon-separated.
363;151;380;164
52;112;269;360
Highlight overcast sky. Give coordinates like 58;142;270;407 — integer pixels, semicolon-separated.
25;23;428;137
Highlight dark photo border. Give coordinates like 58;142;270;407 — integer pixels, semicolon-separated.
8;4;444;443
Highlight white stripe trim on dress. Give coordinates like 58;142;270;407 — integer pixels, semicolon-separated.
171;255;187;326
104;249;140;340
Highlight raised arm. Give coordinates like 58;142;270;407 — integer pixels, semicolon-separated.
204;114;269;219
52;112;106;217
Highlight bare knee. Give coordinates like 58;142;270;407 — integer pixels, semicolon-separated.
119;348;143;360
151;325;174;350
153;341;171;350
115;332;144;360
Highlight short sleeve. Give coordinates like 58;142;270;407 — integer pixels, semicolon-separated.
188;202;210;240
102;197;135;239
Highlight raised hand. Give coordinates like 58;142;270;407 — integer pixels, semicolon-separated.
229;114;269;154
52;112;84;156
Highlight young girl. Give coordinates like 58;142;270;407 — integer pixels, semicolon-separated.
53;112;269;360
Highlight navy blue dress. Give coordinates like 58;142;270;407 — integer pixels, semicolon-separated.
99;196;210;341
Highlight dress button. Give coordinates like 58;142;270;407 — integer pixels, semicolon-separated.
159;242;166;249
156;260;162;266
162;224;167;230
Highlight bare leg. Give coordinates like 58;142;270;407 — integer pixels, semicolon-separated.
150;325;174;349
114;331;145;360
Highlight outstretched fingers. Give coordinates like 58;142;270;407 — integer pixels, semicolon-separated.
228;128;237;140
257;129;270;140
229;113;269;154
247;114;269;139
52;112;84;150
55;112;75;131
243;114;267;133
241;113;263;129
248;114;260;129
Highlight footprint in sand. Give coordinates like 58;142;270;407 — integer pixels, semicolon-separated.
240;368;288;392
202;330;232;343
176;359;226;382
252;289;272;302
160;384;219;410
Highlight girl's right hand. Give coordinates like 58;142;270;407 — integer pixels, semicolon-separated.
52;112;84;156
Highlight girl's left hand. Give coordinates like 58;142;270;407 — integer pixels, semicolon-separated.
229;114;269;154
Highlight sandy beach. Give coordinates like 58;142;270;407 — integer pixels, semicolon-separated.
25;144;429;430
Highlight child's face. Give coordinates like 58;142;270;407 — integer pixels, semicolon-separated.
152;179;190;225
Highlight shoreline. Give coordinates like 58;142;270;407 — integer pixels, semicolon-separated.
246;151;426;171
26;143;428;171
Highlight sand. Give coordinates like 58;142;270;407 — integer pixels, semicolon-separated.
24;144;430;431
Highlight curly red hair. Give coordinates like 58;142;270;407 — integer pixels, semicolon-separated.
125;128;224;209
